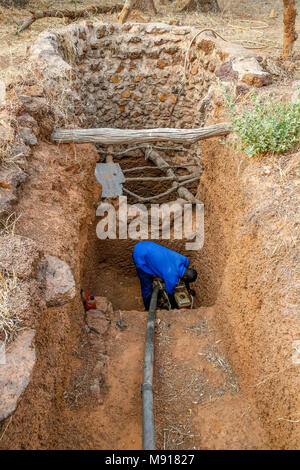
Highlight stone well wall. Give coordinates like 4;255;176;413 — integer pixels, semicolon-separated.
30;22;272;130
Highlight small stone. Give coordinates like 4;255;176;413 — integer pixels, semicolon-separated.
97;26;106;38
157;58;168;69
232;57;272;88
17;113;39;133
19;127;37;146
86;310;110;336
235;83;251;96
159;95;166;102
94;297;114;316
241;73;272;88
262;166;271;176
215;61;238;81
18;95;48;116
0;329;36;421
134;76;142;83
121;90;131;98
11;140;31;159
39;254;76;307
0;168;27;192
111;76;121;84
191;64;199;75
0;188;17;219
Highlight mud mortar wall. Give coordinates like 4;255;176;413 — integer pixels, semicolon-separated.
30;22;271;130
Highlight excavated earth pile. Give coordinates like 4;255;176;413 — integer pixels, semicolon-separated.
0;22;299;450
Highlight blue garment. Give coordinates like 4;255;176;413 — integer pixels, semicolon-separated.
133;242;190;308
136;267;153;311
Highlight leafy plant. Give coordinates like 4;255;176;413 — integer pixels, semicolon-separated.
221;85;300;157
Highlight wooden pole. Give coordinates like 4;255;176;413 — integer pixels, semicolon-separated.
125;172;200;182
51;123;230;145
283;0;298;58
118;0;134;24
118;0;157;24
145;148;200;203
17;5;123;33
123;176;200;202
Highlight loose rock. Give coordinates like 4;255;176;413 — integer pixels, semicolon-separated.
0;329;36;422
39;254;76;307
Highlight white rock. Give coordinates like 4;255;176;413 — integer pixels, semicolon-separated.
40;254;76;307
0;329;36;421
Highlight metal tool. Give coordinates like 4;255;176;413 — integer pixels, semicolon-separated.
94;162;125;198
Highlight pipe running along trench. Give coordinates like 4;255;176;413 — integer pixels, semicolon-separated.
142;284;160;450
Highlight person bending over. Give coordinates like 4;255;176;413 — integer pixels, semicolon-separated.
132;241;197;310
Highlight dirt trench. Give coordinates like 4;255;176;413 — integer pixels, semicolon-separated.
0;136;298;450
0;22;299;450
48;300;269;450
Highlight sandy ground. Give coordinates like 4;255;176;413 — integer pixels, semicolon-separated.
50;302;269;450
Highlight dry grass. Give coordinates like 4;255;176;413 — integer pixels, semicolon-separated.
185;318;213;335
0;270;21;343
0;212;19;237
0;138;13;167
0;213;21;343
0;0;299;92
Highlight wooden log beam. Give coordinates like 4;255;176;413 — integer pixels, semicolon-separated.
51;123;230;145
17;5;124;33
125;171;200;182
145;148;200;203
123;176;200;203
123;164;200;173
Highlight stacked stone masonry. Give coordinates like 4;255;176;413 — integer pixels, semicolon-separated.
29;22;272;130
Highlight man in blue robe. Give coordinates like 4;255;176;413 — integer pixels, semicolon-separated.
132;241;197;310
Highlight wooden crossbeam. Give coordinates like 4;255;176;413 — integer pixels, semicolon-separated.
51;123;230;145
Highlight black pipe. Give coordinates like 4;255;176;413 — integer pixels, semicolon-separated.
142;284;160;450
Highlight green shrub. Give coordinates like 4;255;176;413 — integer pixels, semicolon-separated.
221;86;300;157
